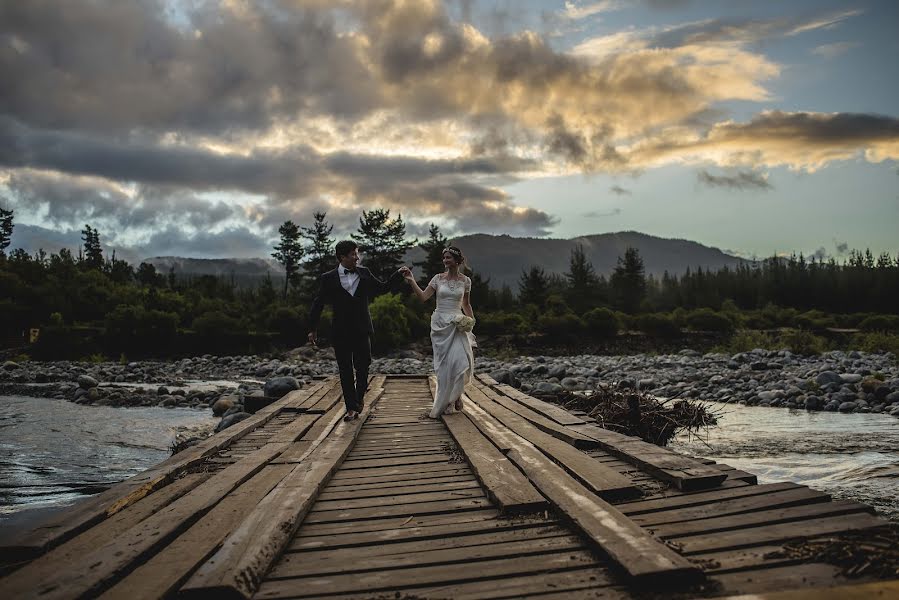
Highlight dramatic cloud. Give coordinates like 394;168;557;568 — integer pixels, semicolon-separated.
697;169;772;191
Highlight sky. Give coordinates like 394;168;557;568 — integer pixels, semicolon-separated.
1;0;897;263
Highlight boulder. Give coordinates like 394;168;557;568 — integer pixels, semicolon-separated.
840;373;863;384
560;377;584;391
77;374;99;389
215;412;251;432
2;361;20;371
838;401;857;413
263;376;301;399
816;371;842;386
533;382;563;394
211;395;237;417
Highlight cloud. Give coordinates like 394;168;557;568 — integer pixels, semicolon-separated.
583;208;622;217
809;247;828;261
610;185;631;195
811;42;860;59
561;1;622;21
697;169;772;190
834;240;849;255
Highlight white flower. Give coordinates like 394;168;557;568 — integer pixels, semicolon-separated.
454;315;475;333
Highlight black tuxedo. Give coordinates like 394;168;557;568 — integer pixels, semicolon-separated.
309;266;402;411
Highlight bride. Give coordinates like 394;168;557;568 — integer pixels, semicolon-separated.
400;246;475;418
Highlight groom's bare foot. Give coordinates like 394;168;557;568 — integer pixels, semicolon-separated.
454;398;463;411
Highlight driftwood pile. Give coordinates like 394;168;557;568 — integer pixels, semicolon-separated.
553;387;719;446
765;525;899;579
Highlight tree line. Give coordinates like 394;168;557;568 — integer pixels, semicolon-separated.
1;204;897;359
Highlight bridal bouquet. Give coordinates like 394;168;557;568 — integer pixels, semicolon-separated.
453;315;476;333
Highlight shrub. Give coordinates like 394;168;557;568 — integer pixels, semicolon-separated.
267;306;306;340
795;310;836;330
192;310;247;337
636;313;681;337
49;312;64;327
537;313;584;338
369;293;410;353
719;330;776;353
477;312;526;336
685;308;735;333
777;328;827;355
583;307;619;338
858;315;899;333
850;332;899;357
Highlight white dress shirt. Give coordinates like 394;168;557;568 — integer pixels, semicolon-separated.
339;267;360;296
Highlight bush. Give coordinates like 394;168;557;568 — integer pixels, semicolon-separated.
537;313;584;338
583;308;619;338
636;313;681;337
369;293;410;353
719;329;776;353
685;308;735;333
858;315;899;333
777;328;827;355
267;306;306;340
850;332;899;357
192;310;248;337
105;304;178;350
795;310;836;330
477;312;526;336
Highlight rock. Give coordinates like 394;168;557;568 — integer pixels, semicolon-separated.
637;378;656;390
838;401;857;413
211;395;237;416
2;361;20;371
750;361;768;371
874;386;891;401
157;386;170;396
840;373;863;384
533;382;563;394
263;376;300;399
805;396;822;410
885;391;899;404
215;412;251;432
87;387;100;402
77;374;99;389
890;406;899;417
490;370;515;385
547;365;567;379
560;377;584;391
816;371;842;386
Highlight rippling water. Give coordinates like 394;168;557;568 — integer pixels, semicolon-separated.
0;395;216;521
671;403;899;521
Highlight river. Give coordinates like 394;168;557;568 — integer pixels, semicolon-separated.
671;401;899;521
0;395;216;523
1;394;897;526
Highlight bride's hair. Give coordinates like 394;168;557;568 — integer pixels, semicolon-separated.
443;246;468;272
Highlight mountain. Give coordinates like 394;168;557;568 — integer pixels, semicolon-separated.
404;231;749;289
144;232;748;290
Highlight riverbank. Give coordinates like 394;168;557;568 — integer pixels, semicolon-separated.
3;346;898;416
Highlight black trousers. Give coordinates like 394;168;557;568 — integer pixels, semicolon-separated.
333;334;371;412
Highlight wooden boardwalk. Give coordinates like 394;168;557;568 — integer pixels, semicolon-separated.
1;374;897;599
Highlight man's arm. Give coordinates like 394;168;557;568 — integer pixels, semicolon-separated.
308;273;330;343
365;267;404;297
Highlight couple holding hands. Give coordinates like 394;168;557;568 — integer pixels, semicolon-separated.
307;240;475;421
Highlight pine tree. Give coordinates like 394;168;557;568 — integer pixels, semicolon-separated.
610;246;646;313
564;243;599;312
272;220;304;300
300;211;335;280
414;223;449;284
518;265;549;308
81;224;103;270
0;206;13;256
352;209;415;277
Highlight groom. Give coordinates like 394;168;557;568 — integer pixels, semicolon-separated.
308;240;405;421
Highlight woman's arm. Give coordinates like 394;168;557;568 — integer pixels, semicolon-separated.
402;268;435;302
462;291;474;319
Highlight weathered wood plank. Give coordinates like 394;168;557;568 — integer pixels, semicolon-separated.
294;509;501;539
316;478;480;501
570;422;728;491
709;563;853;596
477;374;586;426
631;486;831;527
649;499;871;539
714;579;899;599
310;488;485;512
674;512;888;555
178;388;382;599
302;497;494;524
98;465;294;600
618;482;805;515
466;386;640;501
464;400;701;585
443;411;547;514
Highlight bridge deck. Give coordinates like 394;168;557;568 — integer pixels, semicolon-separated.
1;375;896;599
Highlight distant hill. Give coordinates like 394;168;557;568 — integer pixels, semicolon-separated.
404;231;749;289
144;232;748;290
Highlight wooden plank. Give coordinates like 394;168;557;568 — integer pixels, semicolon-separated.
302;497;494;524
710;563;851;596
466;386;640;501
270;535;584;579
0;438;297;600
443;412;547;514
98;465;294;600
715;579;899;599
471;379;598;448
0;473;207;584
310;488;485;512
570;423;728;491
396;569;621;600
674;512;889;555
268;414;319;444
294;509;501;539
337;454;453;470
618;482;805;515
650;500;874;539
321;475;477;496
478;375;586;426
631;486;831;527
254;550;601;598
178;385;381;599
316;480;482;502
464;400;701;585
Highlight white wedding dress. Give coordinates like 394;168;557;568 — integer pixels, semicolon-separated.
428;273;475;418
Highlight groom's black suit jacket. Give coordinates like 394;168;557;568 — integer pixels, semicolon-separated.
308;266;403;343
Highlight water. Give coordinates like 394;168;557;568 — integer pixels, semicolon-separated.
0;395;216;521
671;402;899;521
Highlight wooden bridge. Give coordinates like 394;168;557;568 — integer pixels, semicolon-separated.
1;374;897;599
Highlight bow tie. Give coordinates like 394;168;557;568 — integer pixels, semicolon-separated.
343;267;357;275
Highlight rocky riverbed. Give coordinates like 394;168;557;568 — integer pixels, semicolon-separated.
3;347;898;420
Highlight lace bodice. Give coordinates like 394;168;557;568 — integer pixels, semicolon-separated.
429;273;470;313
